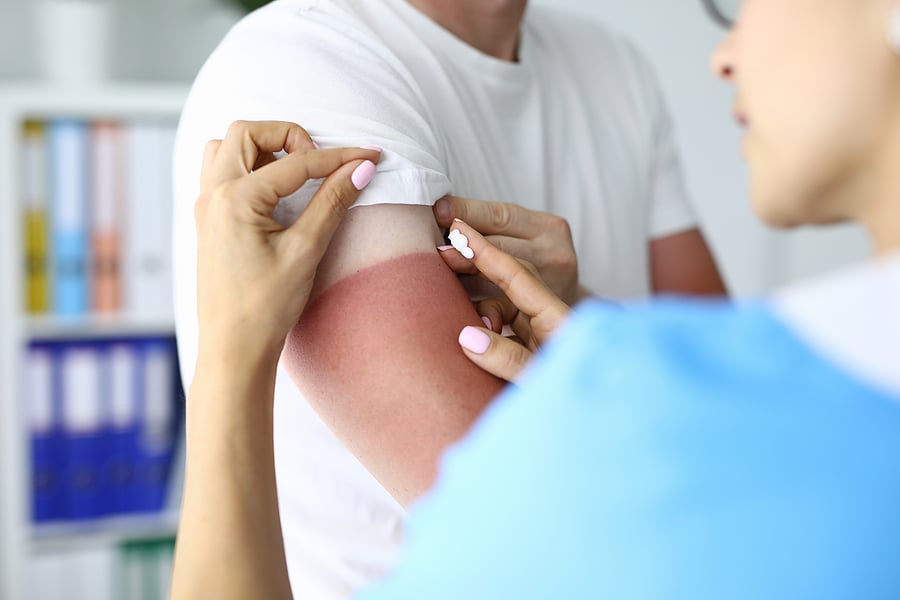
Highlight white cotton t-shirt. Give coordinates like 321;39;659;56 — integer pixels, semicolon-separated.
172;1;698;598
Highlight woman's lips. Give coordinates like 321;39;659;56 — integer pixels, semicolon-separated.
735;108;750;157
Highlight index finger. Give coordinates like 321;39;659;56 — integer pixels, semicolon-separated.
235;146;381;210
208;120;316;188
434;196;545;239
445;220;569;321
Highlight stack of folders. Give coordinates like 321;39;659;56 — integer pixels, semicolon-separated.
23;119;177;318
27;337;183;523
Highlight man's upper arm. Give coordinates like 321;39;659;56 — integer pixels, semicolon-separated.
174;4;504;507
283;204;505;505
650;229;727;296
622;42;727;296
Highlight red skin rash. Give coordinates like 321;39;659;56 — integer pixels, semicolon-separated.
281;252;506;504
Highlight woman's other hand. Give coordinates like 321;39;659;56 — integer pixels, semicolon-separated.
433;195;590;305
438;220;571;381
195;120;381;362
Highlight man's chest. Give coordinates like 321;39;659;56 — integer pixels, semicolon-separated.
423;72;651;236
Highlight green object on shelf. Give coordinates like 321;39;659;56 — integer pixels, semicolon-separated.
228;0;271;12
119;538;177;600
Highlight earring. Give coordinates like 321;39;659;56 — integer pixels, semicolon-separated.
888;5;900;54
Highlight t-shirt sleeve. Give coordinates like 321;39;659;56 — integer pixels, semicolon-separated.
627;45;699;240
171;1;452;408
174;1;450;228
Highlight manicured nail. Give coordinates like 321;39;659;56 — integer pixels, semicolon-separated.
312;140;320;149
459;326;491;355
351;160;376;190
481;316;493;330
453;218;464;223
361;145;383;153
437;245;454;252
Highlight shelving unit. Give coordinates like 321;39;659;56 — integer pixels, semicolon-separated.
27;315;179;342
32;511;179;555
0;82;189;600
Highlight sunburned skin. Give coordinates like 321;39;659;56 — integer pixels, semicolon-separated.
282;251;506;505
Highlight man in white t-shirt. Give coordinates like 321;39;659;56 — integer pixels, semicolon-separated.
172;0;725;598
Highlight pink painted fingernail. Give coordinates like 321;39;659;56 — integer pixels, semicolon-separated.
361;145;383;153
437;245;454;251
351;160;376;190
459;326;491;355
481;316;493;330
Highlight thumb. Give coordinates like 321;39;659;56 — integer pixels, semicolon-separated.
433;195;474;228
457;326;533;383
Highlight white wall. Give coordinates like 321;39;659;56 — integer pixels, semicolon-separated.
0;0;242;82
535;0;870;295
0;0;870;296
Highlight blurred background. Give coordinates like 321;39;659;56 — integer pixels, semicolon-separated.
0;1;869;599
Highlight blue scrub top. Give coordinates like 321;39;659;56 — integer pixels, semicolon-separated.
359;299;900;599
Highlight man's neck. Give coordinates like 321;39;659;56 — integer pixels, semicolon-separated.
405;0;527;62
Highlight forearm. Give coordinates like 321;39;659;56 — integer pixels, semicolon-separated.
171;120;381;599
171;347;292;600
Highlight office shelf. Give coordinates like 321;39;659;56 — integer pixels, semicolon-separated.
30;511;179;555
0;82;188;600
27;315;175;342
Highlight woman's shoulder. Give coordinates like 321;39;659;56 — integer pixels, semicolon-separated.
551;261;899;405
539;296;865;401
362;272;900;600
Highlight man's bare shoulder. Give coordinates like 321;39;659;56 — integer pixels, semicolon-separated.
310;204;444;297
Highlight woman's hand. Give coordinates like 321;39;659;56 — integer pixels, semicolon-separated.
438;220;571;382
174;121;379;600
195;120;381;363
434;195;591;305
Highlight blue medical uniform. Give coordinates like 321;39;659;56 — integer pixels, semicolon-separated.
359;299;900;599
